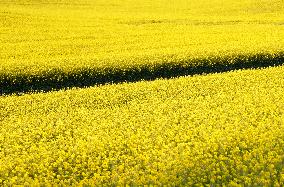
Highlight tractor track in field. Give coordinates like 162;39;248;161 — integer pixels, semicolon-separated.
1;52;284;96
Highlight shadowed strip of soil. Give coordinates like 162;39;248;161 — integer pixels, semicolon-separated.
1;52;284;96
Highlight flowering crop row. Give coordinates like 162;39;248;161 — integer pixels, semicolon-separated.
1;66;284;185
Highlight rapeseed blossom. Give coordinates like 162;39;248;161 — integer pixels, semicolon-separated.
1;0;284;185
1;66;284;185
1;0;284;93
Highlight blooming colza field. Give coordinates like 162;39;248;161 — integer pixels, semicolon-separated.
1;66;284;186
1;0;284;186
1;0;284;93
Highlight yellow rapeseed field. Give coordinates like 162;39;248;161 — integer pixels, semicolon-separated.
1;0;284;186
1;66;284;185
1;0;284;92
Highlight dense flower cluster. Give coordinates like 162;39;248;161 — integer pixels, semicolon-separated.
1;66;284;185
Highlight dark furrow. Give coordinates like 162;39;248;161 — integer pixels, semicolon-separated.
1;52;284;96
